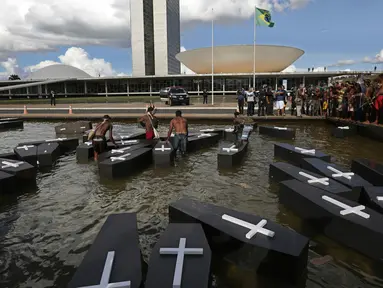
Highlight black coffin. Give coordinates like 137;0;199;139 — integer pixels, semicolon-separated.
0;158;36;184
68;213;144;288
331;126;357;138
357;123;383;142
279;179;383;262
360;187;383;214
169;198;309;284
98;143;153;162
0;119;23;130
0;152;18;160
241;125;253;141
187;133;220;153
107;139;156;151
115;131;147;141
259;126;296;139
37;143;61;167
19;138;79;154
55;121;92;134
152;142;175;168
76;142;94;163
145;223;211;288
351;159;383;186
98;148;152;179
14;145;38;166
274;143;331;166
199;128;225;138
0;171;15;194
269;162;355;201
301;158;372;200
223;128;236;142
217;142;248;169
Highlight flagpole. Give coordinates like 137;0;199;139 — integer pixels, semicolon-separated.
211;8;214;105
253;6;257;90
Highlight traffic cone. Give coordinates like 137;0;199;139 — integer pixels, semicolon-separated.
69;105;73;115
23;105;28;115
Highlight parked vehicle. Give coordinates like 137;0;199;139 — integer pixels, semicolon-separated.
159;86;190;106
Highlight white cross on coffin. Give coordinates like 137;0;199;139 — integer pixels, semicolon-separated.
198;134;211;138
155;145;171;152
327;166;354;180
200;129;215;132
222;214;275;239
77;251;131;288
111;147;131;154
120;140;138;145
17;145;34;151
294;147;316;155
274;127;288;130
338;126;350;130
377;196;383;201
110;153;131;162
159;238;203;288
80;126;86;129
222;145;238;152
119;135;131;140
1;161;24;169
299;171;330;186
60;128;66;131
46;138;67;142
322;195;370;219
85;142;92;146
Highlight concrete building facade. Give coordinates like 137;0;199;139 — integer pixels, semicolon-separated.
131;0;180;77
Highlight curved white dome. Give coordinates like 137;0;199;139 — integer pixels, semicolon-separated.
27;64;92;80
176;45;305;74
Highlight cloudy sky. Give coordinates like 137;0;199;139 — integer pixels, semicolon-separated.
0;0;382;79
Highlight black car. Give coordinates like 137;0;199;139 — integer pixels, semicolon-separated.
159;86;190;106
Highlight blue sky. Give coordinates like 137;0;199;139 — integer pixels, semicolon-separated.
2;0;383;76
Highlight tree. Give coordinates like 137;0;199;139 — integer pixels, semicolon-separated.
8;74;21;80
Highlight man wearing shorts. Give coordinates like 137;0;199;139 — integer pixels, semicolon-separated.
275;86;287;116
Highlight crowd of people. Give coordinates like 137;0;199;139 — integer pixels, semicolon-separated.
235;73;383;125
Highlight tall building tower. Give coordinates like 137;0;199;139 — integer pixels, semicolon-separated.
130;0;180;76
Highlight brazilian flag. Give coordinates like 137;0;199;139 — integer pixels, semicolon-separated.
256;8;275;27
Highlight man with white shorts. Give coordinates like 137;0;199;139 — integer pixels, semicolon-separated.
275;86;287;116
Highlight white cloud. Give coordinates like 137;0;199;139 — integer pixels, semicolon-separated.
282;65;307;72
0;0;311;60
328;59;356;67
363;49;383;64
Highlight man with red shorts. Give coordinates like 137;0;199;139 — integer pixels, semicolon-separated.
138;106;159;139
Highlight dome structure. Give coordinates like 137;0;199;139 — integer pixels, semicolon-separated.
176;45;304;74
27;64;92;80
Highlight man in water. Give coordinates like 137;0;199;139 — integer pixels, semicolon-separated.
166;110;188;155
138;106;158;140
233;111;245;146
92;115;116;161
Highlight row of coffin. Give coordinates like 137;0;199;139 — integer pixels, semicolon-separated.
0;118;24;131
67;143;383;288
76;126;254;179
270;142;383;263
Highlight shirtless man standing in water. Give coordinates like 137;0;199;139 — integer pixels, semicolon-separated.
166;110;188;155
92;115;117;161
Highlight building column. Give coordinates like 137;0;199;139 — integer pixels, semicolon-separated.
64;82;67;97
222;80;225;96
275;77;278;91
84;81;88;95
105;80;108;97
127;80;129;97
149;79;152;97
38;85;42;97
249;77;251;89
45;85;48;97
303;76;306;86
197;81;200;96
8;89;11;95
26;87;29;99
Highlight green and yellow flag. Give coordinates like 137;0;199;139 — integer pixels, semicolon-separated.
256;7;275;27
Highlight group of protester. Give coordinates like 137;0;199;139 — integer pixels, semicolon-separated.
235;73;383;124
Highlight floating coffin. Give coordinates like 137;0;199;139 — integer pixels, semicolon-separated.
145;223;211;288
107;139;156;150
187;133;220;153
14;144;38;166
360;187;383;214
98;148;152;179
301;158;372;200
67;213;144;288
19;138;79;153
269;162;356;201
331;126;357;138
351;159;383;186
224;128;236;142
169;198;309;284
199;128;225;138
55;121;92;135
0;158;36;183
0;171;16;193
76;141;94;163
241;125;253;141
98;143;153;162
0;119;23;130
259;126;296;139
217;142;248;169
0;152;18;160
153;142;175;168
279;179;383;263
37;143;61;167
274;143;331;166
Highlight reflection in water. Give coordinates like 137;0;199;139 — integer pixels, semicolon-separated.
1;121;383;287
